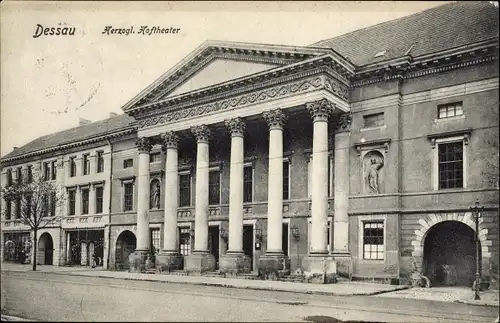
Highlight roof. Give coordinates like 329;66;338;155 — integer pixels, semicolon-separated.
2;114;136;161
311;1;499;66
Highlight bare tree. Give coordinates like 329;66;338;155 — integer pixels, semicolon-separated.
2;175;65;271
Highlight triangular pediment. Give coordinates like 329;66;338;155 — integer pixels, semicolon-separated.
122;41;336;112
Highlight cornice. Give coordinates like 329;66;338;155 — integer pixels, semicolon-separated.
1;127;136;165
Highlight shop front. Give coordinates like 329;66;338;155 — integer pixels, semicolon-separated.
66;229;105;267
3;232;32;264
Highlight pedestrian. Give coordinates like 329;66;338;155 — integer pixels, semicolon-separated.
92;251;97;268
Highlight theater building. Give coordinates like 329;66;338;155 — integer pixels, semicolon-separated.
2;2;498;286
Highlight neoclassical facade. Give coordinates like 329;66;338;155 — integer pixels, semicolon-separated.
2;2;499;286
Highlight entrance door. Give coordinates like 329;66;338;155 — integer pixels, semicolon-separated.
282;223;289;257
44;235;54;265
208;226;220;269
243;225;254;271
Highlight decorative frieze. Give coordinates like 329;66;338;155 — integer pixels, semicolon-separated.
336;113;353;133
263;109;287;130
225;117;246;137
135;137;152;153
160;131;179;150
191;125;211;143
306;98;335;122
324;77;349;100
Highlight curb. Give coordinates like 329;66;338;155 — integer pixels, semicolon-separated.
2;269;409;297
454;299;499;308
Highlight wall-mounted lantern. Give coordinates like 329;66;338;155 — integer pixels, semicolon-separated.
291;224;300;241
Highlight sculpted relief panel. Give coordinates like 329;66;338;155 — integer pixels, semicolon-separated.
363;150;384;194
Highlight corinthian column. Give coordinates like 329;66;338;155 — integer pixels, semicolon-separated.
185;125;216;273
129;137;152;273
307;99;334;254
219;118;251;274
258;109;289;278
156;131;184;271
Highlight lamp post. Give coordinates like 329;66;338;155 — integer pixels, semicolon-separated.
470;199;484;300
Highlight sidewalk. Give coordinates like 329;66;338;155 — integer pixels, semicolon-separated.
1;263;408;296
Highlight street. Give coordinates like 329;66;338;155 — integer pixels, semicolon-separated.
1;271;497;322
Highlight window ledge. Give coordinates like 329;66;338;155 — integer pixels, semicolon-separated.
434;115;465;123
360;125;387;132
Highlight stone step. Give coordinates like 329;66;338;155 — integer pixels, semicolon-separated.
280;275;304;283
237;274;260;280
203;271;224;277
168;270;188;276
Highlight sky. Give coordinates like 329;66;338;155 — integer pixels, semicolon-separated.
0;1;452;157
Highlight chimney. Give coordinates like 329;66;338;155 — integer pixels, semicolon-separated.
79;118;91;126
109;112;118;118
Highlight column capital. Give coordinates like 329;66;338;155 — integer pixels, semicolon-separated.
336;112;353;133
306;99;335;122
160;131;179;150
191;125;211;143
225;117;246;137
135;137;152;153
263;109;287;130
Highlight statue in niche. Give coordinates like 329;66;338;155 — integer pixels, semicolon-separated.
150;180;161;209
364;151;384;194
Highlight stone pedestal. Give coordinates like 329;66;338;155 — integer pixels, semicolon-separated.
128;250;149;273
155;252;184;272
302;255;337;284
219;252;251;275
332;252;352;279
258;253;290;280
184;251;216;274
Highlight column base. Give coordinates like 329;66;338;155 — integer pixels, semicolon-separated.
219;252;251;276
258;252;290;280
184;251;216;275
301;254;337;284
332;252;352;279
128;250;149;273
155;252;184;272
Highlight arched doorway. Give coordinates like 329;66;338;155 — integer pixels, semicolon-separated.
38;233;54;265
424;221;478;286
115;231;136;270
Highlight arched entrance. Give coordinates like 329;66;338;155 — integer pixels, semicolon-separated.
424;221;478;286
115;231;136;270
38;233;54;265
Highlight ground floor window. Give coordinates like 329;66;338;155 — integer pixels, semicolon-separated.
178;227;191;256
363;221;384;260
3;232;32;264
67;230;104;267
150;228;160;254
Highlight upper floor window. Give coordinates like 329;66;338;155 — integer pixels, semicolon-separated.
123;159;134;169
83;154;91;175
42;194;49;218
70;157;77;177
243;164;253;203
150;153;161;163
16;167;22;184
81;188;90;214
363;112;384;128
438;102;463;119
15;198;21;219
43;162;51;181
5;199;11;220
95;186;104;214
68;189;76;215
50;191;56;217
208;169;220;205
363;221;384;260
6;169;12;186
27;165;33;183
123;182;134;211
26;194;33;217
96;151;105;173
51;161;57;180
283;160;290;200
438;141;463;189
179;173;191;207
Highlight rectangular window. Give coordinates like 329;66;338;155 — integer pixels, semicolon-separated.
363;221;384;260
50;191;56;217
70;157;77;177
17;167;23;184
179;227;191;256
81;188;89;215
44;162;50;181
42;194;49;217
123;183;134;211
438;142;463;189
7;169;12;186
5;200;11;220
123;159;134;169
208;170;220;205
27;166;33;183
95;186;104;214
149;153;161;163
438;102;463;119
243;165;253;203
96;151;104;173
15;198;21;219
179;174;191;207
26;194;32;217
150;228;161;254
51;161;57;180
363;112;385;128
83;154;90;175
283;160;290;200
68;189;76;215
